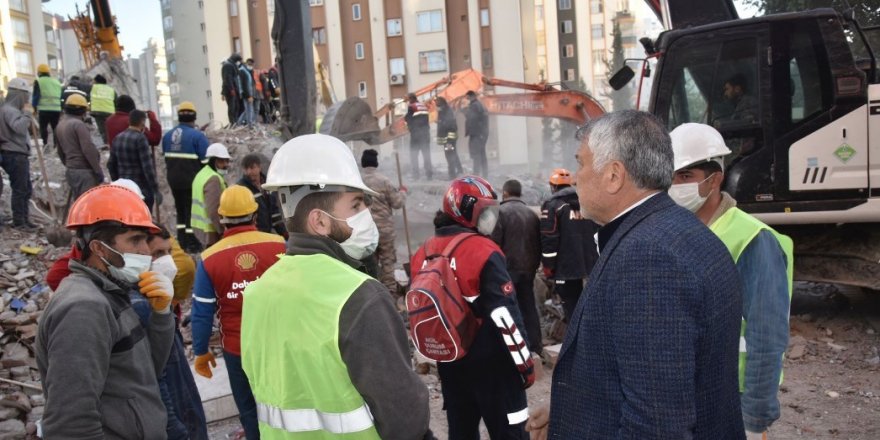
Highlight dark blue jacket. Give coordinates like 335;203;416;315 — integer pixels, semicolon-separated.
549;193;745;439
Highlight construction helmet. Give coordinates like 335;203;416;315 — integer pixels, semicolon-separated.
218;185;258;218
65;94;89;108
66;185;158;233
7;78;29;92
206;143;231;159
549;168;573;186
111;178;145;199
670;123;732;172
37;64;51;74
442;176;498;229
264;134;378;218
178;101;196;113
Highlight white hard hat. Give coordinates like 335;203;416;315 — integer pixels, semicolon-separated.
265;134;378;218
206;143;231;159
110;178;145;199
7;78;29;92
670;123;732;172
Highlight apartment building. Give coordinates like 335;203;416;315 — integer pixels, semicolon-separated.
128;38;174;130
1;0;51;89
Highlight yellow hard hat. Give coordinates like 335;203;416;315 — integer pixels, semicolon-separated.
65;94;89;108
37;64;50;74
178;101;196;113
218;185;258;218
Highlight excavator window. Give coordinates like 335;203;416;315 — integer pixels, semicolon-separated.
786;24;830;127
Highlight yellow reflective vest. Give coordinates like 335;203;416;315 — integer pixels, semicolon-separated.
191;166;226;234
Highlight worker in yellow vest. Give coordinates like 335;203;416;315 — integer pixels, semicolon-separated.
191;143;231;248
669;123;793;440
31;63;62;146
90;74;116;145
241;134;432;439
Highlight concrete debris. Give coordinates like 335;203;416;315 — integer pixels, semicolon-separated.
826;390;840;398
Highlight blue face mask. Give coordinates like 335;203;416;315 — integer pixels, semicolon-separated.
99;242;152;284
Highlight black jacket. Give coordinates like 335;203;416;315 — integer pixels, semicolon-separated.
540;186;599;279
436;106;458;146
221;60;239;97
464;99;488;139
237;175;285;236
491;198;541;274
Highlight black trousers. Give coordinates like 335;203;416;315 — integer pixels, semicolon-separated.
224;94;239;127
555;279;584;323
0;153;32;225
510;271;543;354
38;111;60;145
469;135;488;177
410;131;432;179
444;145;463;179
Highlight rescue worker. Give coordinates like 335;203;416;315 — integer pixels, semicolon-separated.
163;101;210;252
241;134;432;439
237;59;256;127
0;78;37;230
192;185;285;440
222;53;243;126
55;94;104;203
31;63;62;146
60;75;90;108
411;176;535;439
237;153;285;235
405;93;432;180
670;123;793;440
464;90;489;177
491;179;543;355
108;110;161;211
106;95;162;147
360;149;406;296
436;96;463;179
539;168;599;323
90;74;116;144
35;185;175;438
191;143;231;248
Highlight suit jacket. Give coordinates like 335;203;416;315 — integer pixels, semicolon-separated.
549;192;745;439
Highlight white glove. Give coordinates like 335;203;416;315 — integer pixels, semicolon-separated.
745;431;766;440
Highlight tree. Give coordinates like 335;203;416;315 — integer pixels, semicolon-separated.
606;20;635;111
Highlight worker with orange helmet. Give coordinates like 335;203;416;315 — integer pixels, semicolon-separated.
35;184;176;438
539;168;600;322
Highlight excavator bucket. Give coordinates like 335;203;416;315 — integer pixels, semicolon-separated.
320;97;381;144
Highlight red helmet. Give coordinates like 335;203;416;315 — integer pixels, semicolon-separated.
549;168;573;186
442;176;498;229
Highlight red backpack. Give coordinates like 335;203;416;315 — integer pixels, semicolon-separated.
406;233;480;362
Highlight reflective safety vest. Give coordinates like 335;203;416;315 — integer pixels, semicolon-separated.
191;166;227;234
709;207;794;392
37;76;62;112
90;84;115;114
241;254;380;439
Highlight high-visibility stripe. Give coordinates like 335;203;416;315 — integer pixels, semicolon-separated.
507;407;529;425
175;224;186;229
542;252;557;258
555;280;565;285
257;402;374;434
194;296;216;303
192;199;206;208
253;192;263;199
191;214;211;224
739;336;747;353
413;111;429;116
185;228;194;234
165;152;200;160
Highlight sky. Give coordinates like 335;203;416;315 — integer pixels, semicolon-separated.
44;0;164;58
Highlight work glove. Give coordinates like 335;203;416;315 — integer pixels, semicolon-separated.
138;271;173;314
745;431;767;440
194;352;217;378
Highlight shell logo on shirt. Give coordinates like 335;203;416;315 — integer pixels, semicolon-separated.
235;251;258;271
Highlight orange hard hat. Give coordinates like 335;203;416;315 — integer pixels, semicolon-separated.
66;185;159;233
549;168;573;186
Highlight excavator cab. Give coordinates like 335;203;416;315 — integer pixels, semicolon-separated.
650;9;875;219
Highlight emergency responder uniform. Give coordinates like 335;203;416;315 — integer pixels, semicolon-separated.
405;94;432;179
162;102;210;252
670;123;793;440
191;143;231;249
360;149;406;296
89;75;115;144
32;64;62;146
539;169;599;323
411;176;535;439
192;185;285;440
436;97;463;179
241;134;431;439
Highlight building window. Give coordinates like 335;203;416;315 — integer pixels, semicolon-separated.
46;28;56;44
592;24;604;39
352;4;362;21
204;67;210;76
309;0;324;5
591;0;603;14
564;44;575;58
417;10;443;33
9;0;25;12
558;0;572;10
480;9;490;27
169;61;177;75
201;23;206;31
389;57;406;75
12;18;29;45
358;81;368;98
48;58;58;70
163;16;173;31
592;49;605;65
419;50;447;73
313;27;327;45
229;0;238;17
166;38;175;53
170;83;179;95
386;18;402;37
482;48;493;69
561;20;573;34
565;68;575;82
355;42;365;60
233;37;241;54
198;1;203;9
202;45;208;54
14;49;33;75
160;0;170;9
207;90;212;98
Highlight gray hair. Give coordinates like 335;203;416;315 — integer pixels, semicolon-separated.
576;110;673;191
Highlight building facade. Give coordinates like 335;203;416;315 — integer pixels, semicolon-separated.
128;38;174;130
1;0;50;89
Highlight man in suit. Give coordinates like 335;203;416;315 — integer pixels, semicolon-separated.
527;110;745;439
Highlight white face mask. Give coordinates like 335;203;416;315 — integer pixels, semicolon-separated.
100;242;153;284
324;209;379;260
476;206;499;236
151;254;179;282
217;168;228;176
668;174;715;212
